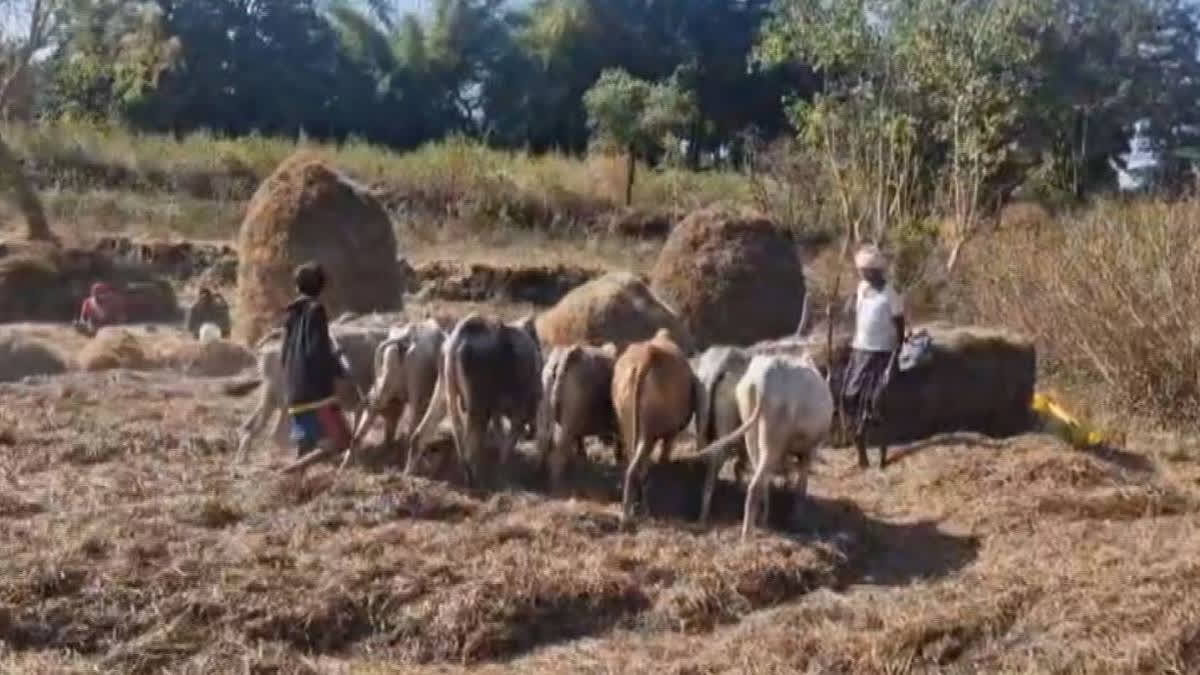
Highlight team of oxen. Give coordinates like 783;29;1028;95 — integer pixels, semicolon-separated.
225;303;874;540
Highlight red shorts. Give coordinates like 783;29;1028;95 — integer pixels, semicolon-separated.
289;403;351;451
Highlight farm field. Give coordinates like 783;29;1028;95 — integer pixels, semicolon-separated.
4;0;1200;667
0;274;1198;674
0;122;1196;675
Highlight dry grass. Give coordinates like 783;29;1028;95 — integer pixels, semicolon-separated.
962;197;1200;426
0;359;1196;673
76;326;253;377
1;121;750;244
6;119;1200;671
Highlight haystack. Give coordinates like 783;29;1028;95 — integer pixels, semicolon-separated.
534;271;694;354
0;332;69;382
649;204;806;349
0;242;180;323
158;338;255;377
817;323;1037;444
232;153;403;345
78;328;153;372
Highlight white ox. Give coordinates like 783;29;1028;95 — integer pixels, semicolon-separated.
343;318;446;468
227;324;390;466
696;351;834;540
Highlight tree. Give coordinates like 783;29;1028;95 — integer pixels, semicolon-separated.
0;0;60;242
757;0;1200;269
583;67;696;205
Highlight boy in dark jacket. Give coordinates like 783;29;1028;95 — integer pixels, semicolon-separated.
281;262;352;459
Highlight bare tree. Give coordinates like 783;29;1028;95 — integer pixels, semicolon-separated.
0;0;59;244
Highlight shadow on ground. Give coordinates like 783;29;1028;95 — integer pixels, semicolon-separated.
339;434;980;590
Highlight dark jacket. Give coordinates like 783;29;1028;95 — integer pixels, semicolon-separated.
280;296;345;410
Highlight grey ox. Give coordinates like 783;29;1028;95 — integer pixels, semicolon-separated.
408;313;543;487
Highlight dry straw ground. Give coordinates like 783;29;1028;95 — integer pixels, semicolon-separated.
0;363;1197;674
4;122;1200;673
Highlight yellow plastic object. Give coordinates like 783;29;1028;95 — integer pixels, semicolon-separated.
1031;392;1111;449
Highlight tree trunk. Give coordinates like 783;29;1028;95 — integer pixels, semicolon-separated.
624;145;636;207
0;133;54;244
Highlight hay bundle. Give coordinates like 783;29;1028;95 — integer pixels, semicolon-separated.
78;328;256;377
158;338;255;377
232;152;403;345
815;323;1036;444
649;204;806;350
534;271;694;354
78;328;153;372
0;332;69;382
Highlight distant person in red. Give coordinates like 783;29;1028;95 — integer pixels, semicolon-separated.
76;282;127;335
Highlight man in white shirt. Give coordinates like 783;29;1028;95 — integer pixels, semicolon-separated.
842;244;906;469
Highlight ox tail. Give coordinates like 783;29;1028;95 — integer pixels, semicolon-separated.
445;337;476;483
410;362;445;451
223;378;262;397
694;364;723;446
536;348;566;452
550;346;580;423
451;339;471;427
696;390;763;461
626;361;650;464
795;289;812;337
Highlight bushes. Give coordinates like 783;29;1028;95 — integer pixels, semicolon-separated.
963;198;1200;424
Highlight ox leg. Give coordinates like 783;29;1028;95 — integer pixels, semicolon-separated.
788;441;816;530
622;437;652;524
699;445;728;528
741;417;767;539
611;434;626;466
742;460;770;541
546;426;574;497
234;387;276;466
639;438;666;512
459;414;488;488
381;407;400;460
658;435;677;465
494;416;523;489
406;376;447;477
270;407;290;450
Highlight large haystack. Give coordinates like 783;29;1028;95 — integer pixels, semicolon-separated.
0;332;69;382
534;271;694;354
232;153;403;345
649;204;805;349
816;323;1037;444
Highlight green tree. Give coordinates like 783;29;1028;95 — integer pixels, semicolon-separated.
8;0;176;243
583;67;696;205
758;0;1200;267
